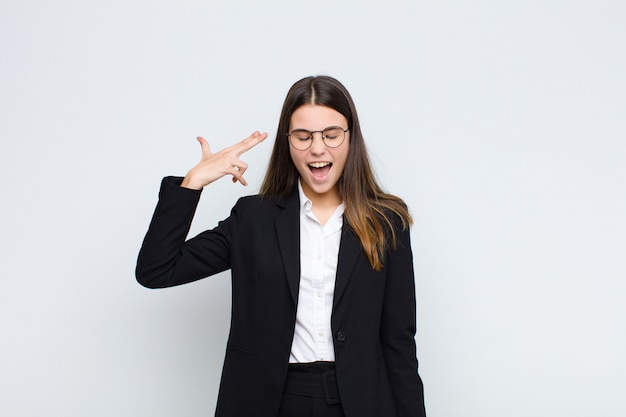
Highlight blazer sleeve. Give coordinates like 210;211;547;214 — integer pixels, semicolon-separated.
380;221;427;417
135;176;236;288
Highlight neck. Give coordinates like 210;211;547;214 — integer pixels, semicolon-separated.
299;182;343;226
301;184;342;210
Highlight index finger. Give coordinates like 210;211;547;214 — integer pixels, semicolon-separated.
235;131;269;157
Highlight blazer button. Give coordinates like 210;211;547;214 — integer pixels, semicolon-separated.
336;331;346;342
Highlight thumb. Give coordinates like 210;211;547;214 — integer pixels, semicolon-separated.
196;136;211;155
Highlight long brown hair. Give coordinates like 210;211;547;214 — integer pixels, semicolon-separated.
260;76;412;271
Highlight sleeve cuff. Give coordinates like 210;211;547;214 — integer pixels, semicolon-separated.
158;176;202;204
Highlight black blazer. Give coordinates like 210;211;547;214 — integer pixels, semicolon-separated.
136;177;426;417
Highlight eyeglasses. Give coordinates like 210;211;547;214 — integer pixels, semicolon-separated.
287;126;349;151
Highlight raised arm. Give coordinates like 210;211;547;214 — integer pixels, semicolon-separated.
135;131;267;288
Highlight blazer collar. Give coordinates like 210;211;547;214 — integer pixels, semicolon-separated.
274;189;301;305
333;225;361;308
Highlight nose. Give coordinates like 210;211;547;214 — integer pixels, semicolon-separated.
309;132;327;154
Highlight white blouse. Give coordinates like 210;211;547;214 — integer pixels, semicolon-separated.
288;181;344;363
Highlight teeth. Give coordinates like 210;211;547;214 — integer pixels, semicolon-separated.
309;162;330;168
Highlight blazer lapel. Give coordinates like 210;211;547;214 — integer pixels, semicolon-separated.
333;225;361;309
274;189;362;308
274;189;301;306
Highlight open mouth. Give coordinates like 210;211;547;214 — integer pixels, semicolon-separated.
308;162;332;179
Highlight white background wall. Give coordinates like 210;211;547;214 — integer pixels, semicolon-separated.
1;1;624;416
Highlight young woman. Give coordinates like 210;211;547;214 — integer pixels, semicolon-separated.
136;76;426;417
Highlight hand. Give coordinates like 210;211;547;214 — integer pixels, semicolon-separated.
180;131;268;190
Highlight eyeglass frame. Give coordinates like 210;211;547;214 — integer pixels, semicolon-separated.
286;126;349;150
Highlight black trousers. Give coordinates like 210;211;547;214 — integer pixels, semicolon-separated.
277;362;346;417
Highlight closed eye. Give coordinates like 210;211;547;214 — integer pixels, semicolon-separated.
290;130;312;141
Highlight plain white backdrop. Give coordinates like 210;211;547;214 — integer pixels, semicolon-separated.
1;1;625;416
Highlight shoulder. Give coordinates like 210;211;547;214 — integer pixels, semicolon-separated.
373;202;412;252
230;193;290;218
376;199;411;232
233;194;283;209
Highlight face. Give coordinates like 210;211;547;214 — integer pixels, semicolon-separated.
289;104;350;205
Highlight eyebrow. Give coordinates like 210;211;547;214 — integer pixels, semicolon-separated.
290;126;345;131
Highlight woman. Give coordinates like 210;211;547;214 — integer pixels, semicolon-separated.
136;76;426;417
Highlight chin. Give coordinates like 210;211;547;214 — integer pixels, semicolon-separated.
307;181;336;196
